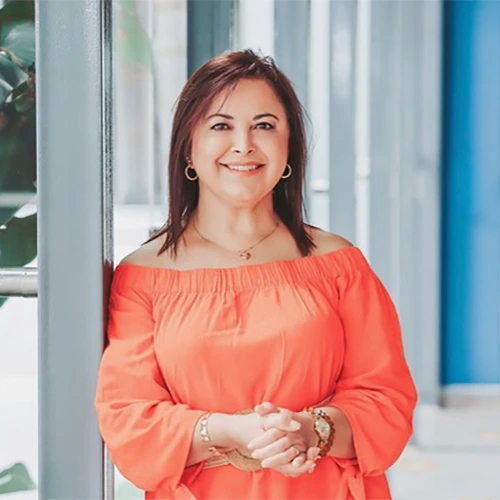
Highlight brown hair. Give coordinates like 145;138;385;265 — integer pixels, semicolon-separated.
149;49;315;257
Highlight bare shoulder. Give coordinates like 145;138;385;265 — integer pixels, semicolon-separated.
119;235;173;268
306;225;354;256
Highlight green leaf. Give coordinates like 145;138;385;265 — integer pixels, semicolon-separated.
0;462;36;494
11;77;34;112
0;105;36;226
0;51;28;106
0;50;27;86
0;76;11;105
0;20;36;69
0;213;37;268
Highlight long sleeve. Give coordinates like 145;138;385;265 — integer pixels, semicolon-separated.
94;274;205;493
328;265;418;478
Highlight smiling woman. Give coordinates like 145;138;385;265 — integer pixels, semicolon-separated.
190;78;290;226
94;49;417;500
147;50;313;261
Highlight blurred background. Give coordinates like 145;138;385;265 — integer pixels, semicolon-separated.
0;0;499;498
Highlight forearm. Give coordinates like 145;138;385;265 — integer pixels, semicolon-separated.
186;412;240;467
317;406;356;459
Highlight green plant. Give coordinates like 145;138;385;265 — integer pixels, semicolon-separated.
0;0;37;493
0;463;36;495
0;0;37;310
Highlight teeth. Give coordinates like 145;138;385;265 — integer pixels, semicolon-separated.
225;164;261;172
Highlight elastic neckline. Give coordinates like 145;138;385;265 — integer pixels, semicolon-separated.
113;246;368;293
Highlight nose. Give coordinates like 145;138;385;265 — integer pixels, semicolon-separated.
231;128;256;155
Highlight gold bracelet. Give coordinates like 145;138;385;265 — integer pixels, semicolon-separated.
199;412;219;455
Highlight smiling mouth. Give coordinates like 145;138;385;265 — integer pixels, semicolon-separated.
221;163;265;172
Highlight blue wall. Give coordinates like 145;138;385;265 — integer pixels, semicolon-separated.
442;0;500;384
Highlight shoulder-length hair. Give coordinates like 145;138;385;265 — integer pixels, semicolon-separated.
148;49;315;257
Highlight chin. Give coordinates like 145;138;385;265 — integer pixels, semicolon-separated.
221;190;271;208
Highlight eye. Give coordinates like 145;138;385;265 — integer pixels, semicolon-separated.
211;123;230;131
255;122;274;130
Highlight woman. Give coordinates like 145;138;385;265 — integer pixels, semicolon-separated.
95;49;417;499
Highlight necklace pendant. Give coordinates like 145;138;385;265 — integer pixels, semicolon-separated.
239;251;251;260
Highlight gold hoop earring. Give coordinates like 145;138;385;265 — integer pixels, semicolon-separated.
185;164;198;181
281;164;292;179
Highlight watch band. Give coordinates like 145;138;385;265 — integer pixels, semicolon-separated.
305;407;336;458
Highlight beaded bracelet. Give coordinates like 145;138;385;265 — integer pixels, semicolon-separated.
199;412;219;455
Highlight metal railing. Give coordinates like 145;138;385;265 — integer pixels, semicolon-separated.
0;268;37;297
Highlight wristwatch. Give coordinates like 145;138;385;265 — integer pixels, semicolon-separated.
305;407;336;458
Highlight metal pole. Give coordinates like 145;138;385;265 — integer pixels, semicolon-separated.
36;0;113;498
0;268;37;297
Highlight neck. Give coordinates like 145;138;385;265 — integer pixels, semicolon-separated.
191;196;279;250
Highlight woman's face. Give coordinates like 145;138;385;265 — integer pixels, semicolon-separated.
189;78;290;208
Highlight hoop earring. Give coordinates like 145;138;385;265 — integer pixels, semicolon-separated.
185;164;198;181
281;164;292;179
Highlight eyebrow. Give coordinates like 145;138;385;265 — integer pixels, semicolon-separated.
206;113;280;121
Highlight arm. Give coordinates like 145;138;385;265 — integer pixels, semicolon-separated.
307;406;356;458
95;269;309;491
250;262;416;475
323;265;418;475
250;404;354;463
95;275;241;491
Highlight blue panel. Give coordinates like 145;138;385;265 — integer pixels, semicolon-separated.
442;0;500;384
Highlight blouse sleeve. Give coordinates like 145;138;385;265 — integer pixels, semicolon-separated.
94;274;205;493
327;265;418;477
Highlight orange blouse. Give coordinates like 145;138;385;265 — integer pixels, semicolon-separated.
95;246;417;499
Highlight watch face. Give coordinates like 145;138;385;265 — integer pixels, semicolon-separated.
316;417;330;440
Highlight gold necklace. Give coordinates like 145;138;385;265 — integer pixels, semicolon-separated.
193;219;280;260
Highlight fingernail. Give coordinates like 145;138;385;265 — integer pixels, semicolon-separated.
247;443;254;450
290;421;300;431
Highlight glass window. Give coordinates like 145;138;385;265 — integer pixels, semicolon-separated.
0;0;38;496
112;0;189;496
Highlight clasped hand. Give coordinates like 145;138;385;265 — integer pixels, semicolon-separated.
236;402;320;478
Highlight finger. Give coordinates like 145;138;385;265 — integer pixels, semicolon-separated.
254;402;279;416
247;427;286;451
261;411;300;432
259;402;280;412
260;445;305;469
307;447;321;461
292;453;306;467
276;458;316;478
251;436;296;461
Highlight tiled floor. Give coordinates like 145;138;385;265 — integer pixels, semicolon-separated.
391;444;500;499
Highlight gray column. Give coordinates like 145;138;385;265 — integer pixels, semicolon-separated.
329;0;357;242
36;0;113;498
368;0;442;407
274;0;312;213
187;0;234;76
274;0;310;108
